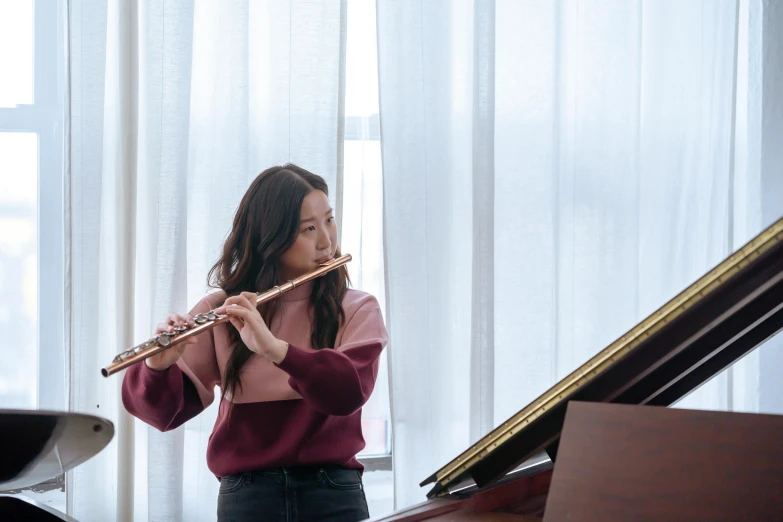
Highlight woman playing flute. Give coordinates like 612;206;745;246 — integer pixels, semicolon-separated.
122;164;388;522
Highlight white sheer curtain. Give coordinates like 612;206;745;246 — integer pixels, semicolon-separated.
66;1;346;520
377;0;783;509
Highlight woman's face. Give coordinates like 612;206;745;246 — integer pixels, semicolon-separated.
278;190;337;280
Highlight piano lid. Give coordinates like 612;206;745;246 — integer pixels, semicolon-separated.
421;215;783;498
0;410;114;491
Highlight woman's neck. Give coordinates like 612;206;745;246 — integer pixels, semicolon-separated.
280;280;313;301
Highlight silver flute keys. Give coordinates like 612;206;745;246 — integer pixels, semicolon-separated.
102;254;351;377
111;308;231;363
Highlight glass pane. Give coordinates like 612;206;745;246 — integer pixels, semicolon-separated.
344;142;391;457
0;132;38;408
0;1;34;107
345;0;390;462
345;0;378;117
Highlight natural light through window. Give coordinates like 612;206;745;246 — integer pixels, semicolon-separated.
0;0;394;517
0;1;34;108
343;0;389;458
0;0;67;511
341;0;394;516
0;132;38;409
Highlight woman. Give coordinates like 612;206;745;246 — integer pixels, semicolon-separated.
122;164;388;521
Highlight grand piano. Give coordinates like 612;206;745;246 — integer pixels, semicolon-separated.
0;410;114;521
371;215;783;521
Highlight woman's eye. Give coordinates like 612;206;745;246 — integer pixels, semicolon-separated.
327;216;334;223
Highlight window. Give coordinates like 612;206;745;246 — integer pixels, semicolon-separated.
342;0;394;516
0;0;67;511
0;0;393;517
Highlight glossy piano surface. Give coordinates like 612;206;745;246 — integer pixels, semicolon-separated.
0;409;114;491
0;409;114;521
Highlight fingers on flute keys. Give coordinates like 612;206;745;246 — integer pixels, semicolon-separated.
156;313;197;344
221;292;257;310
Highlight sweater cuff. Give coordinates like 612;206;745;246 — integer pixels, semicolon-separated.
137;361;182;393
274;344;310;378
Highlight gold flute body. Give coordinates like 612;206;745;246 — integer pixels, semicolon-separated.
101;254;352;377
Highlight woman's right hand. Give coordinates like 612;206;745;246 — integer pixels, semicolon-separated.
144;313;197;371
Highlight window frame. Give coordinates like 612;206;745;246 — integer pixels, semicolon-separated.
0;0;66;499
344;113;391;472
1;0;391;482
0;1;67;413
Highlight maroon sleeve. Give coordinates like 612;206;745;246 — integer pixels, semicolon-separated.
121;295;222;430
275;297;389;416
121;363;204;431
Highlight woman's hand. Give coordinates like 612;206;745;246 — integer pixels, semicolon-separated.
215;292;289;364
145;313;198;371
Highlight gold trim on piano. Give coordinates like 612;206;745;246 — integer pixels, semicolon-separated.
430;215;783;492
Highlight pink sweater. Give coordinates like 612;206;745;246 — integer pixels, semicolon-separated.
121;282;389;478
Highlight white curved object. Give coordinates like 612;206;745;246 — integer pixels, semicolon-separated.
0;409;114;491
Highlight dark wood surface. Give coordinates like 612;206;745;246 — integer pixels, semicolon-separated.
428;512;539;521
366;471;551;521
544;401;783;521
366;498;464;522
465;470;550;515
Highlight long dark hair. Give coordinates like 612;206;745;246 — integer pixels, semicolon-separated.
208;164;349;404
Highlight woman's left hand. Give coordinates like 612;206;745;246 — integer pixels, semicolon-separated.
215;292;289;364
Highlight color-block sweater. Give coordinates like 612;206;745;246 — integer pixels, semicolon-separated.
121;282;388;479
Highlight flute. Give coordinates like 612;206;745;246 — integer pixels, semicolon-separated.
101;254;352;377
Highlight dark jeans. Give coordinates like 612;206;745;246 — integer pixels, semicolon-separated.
217;465;370;522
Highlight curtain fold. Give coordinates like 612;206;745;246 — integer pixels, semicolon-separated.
64;0;783;517
376;0;476;509
378;0;782;509
67;1;346;520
